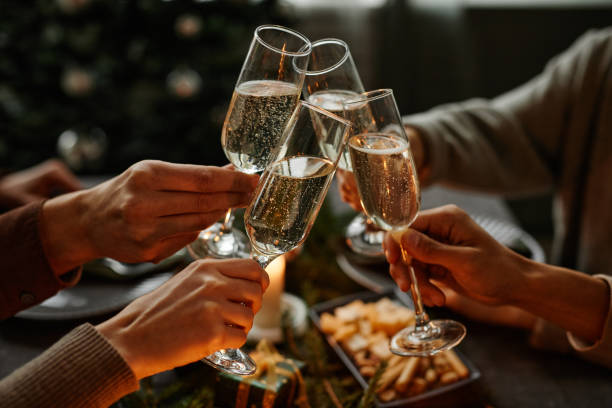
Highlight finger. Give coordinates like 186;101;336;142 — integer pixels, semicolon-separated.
389;262;411;292
399;228;470;269
39;160;82;192
410;205;483;243
220;300;255;332
383;233;401;264
43;164;82;192
220;326;248;349
143;161;259;193
428;264;449;280
411;264;446;307
155;210;227;238
226;280;263;315
152;191;252;216
214;259;270;291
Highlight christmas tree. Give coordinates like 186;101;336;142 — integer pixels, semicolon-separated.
0;0;286;173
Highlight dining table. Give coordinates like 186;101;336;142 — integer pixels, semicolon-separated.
1;181;611;408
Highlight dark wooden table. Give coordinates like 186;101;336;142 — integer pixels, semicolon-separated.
1;184;611;407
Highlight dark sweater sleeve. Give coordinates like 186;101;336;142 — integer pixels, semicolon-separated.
0;323;139;408
0;202;81;319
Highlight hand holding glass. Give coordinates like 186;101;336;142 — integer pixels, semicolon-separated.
205;101;351;374
346;89;466;356
188;25;311;260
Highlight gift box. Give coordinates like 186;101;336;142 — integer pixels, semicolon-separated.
214;340;306;408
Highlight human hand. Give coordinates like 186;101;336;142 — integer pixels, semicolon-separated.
96;258;269;379
42;160;259;273
0;159;81;207
336;168;363;212
383;205;529;308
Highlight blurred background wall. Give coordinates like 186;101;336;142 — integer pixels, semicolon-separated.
1;0;612;238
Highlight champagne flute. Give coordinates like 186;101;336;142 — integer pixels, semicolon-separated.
188;25;311;260
205;101;351;375
300;38;385;258
346;89;466;356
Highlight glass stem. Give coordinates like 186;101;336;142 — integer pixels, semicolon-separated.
399;244;431;331
251;247;275;269
220;208;235;233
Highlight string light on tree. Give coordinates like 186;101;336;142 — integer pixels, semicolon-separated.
61;67;95;97
56;0;91;14
175;14;203;38
57;127;107;171
167;68;202;99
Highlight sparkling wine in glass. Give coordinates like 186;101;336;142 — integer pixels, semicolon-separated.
198;25;311;376
188;25;311;261
210;101;349;374
245;101;351;266
300;38;385;258
347;89;466;356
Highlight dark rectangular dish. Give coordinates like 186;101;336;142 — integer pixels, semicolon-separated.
309;289;482;408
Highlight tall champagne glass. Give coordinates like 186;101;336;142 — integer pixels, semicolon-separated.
188;25;311;260
300;38;384;257
346;89;466;356
205;101;351;375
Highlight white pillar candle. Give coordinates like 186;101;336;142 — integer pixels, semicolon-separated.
253;255;286;329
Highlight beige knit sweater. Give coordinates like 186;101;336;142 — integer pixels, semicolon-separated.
0;324;138;407
403;28;612;367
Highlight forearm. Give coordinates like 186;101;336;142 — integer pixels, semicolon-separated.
511;260;610;343
41;190;96;275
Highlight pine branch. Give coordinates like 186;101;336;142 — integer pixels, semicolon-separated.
357;360;388;408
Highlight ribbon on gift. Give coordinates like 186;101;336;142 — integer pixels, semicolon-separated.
234;340;308;408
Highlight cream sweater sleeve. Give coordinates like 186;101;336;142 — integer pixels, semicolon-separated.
0;323;138;407
402;29;612;195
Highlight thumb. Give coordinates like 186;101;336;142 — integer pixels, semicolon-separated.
400;228;465;268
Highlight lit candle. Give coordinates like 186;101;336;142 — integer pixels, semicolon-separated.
253;255;286;329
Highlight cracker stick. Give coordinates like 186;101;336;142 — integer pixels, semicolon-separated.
394;357;420;394
378;389;397;402
443;350;469;379
377;357;408;391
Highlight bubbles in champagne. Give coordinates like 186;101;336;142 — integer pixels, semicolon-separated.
349;133;420;231
222;80;300;174
245;155;335;256
307;89;373;171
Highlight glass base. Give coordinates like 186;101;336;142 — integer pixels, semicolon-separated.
390;319;466;357
187;222;250;259
202;348;256;376
345;214;385;257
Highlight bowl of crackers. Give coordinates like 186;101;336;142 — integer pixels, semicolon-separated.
309;290;481;407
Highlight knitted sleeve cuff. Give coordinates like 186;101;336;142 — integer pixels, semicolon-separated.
0;323;139;407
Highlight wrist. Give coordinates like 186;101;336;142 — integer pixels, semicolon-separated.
507;259;609;342
96;316;144;379
502;253;540;307
41;190;96;275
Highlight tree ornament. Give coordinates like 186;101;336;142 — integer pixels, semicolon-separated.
56;0;91;14
167;68;202;99
175;14;203;38
61;67;95;97
57;127;107;171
